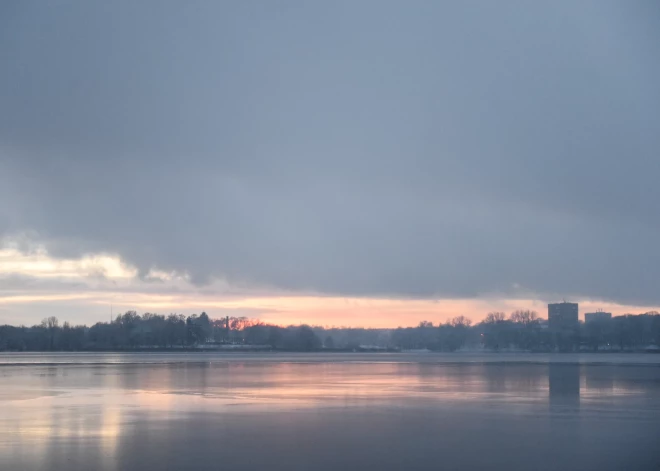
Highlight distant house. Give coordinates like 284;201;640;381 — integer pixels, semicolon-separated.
585;311;612;324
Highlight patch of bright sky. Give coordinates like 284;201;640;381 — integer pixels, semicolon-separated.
0;247;137;279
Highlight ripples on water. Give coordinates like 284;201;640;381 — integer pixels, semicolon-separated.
1;353;659;471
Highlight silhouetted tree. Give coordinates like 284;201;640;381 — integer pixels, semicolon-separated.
484;312;506;324
509;310;539;325
41;316;59;350
166;314;187;347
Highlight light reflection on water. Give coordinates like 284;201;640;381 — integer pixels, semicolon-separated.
1;353;659;471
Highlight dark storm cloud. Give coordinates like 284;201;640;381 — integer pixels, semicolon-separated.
1;1;660;303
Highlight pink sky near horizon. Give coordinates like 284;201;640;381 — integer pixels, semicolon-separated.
191;296;660;328
2;292;658;329
1;248;659;328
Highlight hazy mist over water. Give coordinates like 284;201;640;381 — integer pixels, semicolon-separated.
1;353;659;471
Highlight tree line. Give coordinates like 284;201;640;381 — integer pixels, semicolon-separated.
0;312;323;352
1;310;659;352
391;310;660;352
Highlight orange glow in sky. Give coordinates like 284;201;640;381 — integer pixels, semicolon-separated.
2;248;660;327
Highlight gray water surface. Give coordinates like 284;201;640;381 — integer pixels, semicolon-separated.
1;353;659;470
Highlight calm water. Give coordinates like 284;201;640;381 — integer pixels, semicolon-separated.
1;353;659;470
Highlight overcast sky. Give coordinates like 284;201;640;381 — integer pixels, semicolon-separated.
1;1;660;326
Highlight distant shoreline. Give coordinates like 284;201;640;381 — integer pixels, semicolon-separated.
1;348;658;354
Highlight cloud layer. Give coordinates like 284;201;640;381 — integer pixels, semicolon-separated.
1;1;660;307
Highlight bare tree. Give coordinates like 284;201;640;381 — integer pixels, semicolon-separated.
41;316;59;330
41;316;59;350
509;310;539;325
484;312;506;324
450;316;472;328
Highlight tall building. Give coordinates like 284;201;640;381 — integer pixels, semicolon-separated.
585;311;612;324
548;302;579;332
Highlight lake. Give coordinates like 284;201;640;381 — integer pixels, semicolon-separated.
1;353;659;470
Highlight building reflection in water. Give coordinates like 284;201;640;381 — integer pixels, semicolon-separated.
548;363;580;411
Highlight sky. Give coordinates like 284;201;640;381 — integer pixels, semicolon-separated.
1;1;660;327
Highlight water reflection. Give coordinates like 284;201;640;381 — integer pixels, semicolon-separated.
549;363;580;411
1;356;659;471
